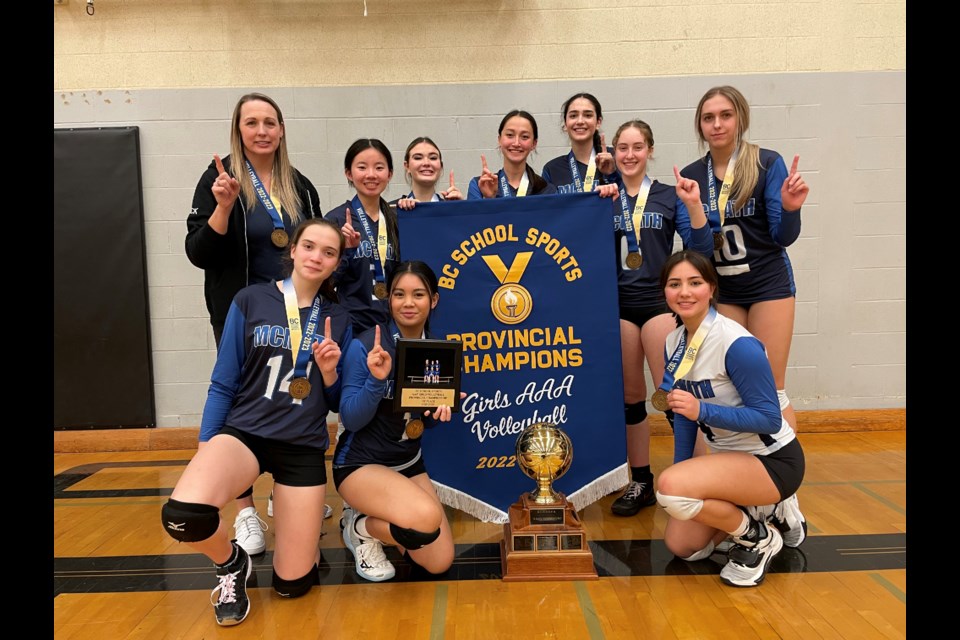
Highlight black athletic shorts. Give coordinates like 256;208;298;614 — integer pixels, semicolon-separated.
618;302;673;330
333;455;427;491
756;437;805;500
219;426;327;487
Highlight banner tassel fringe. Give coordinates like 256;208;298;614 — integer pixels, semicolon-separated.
566;463;630;513
432;480;509;524
431;463;630;524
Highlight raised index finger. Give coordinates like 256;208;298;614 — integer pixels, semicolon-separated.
373;324;381;349
599;133;606;151
214;154;226;176
324;316;332;339
789;154;800;176
450;170;456;188
674;165;683;183
481;154;489;172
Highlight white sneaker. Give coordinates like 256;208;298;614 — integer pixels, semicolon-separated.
341;512;395;582
233;507;268;556
720;522;783;587
339;505;354;531
772;493;807;548
748;503;776;520
267;491;332;520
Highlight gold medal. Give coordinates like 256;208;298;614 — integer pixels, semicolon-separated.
289;377;311;399
651;389;669;412
271;229;289;248
625;252;642;269
712;232;724;251
373;283;388;300
405;418;425;439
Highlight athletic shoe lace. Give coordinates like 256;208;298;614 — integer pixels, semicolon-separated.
358;539;390;569
236;512;268;538
211;571;239;605
623;481;646;499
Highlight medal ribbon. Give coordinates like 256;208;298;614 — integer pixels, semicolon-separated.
568;149;598;193
394;322;428;440
706;148;739;230
245;160;285;233
618;175;652;261
351;195;389;289
281;278;323;380
481;252;532;285
498;169;530;197
657;306;718;394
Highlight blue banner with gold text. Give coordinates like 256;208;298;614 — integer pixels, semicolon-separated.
398;193;627;523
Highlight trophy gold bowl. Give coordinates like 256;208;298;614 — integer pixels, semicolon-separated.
500;421;597;581
516;421;573;504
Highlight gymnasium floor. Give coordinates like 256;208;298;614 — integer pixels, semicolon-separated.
53;430;906;639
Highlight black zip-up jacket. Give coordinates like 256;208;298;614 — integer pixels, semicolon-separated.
185;154;322;340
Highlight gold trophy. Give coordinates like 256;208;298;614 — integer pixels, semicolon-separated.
500;421;598;581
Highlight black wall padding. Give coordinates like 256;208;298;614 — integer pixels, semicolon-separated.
54;127;156;429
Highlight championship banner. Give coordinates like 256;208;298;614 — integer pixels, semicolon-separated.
398;193;628;523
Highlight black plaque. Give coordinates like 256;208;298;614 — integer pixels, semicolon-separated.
393;338;463;413
536;535;559;551
529;508;565;525
561;534;583;551
513;535;535;552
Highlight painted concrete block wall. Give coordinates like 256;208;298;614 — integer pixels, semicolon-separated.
53;1;906;426
54;0;905;90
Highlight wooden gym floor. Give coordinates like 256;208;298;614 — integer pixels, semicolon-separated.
53;413;906;639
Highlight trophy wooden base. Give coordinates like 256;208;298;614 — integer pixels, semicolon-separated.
500;492;598;582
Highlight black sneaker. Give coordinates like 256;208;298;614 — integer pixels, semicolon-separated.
611;480;656;516
211;543;252;626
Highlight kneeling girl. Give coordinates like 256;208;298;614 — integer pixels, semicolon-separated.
334;260;457;582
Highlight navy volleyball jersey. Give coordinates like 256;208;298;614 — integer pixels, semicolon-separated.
541;147;616;194
324;200;400;334
466;171;558;199
334;323;439;470
200;281;353;449
387;192;443;206
613;179;714;307
677;148;802;303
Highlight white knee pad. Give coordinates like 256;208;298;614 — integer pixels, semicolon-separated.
656;491;704;520
777;389;790;411
681;540;715;562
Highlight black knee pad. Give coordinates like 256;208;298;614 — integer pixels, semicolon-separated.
272;565;318;598
389;523;441;550
161;499;219;542
624;400;647;425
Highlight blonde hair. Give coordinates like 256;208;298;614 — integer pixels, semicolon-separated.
228;93;304;224
694;86;760;212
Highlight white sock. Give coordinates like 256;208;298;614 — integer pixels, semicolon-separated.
354;515;372;539
729;512;750;538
